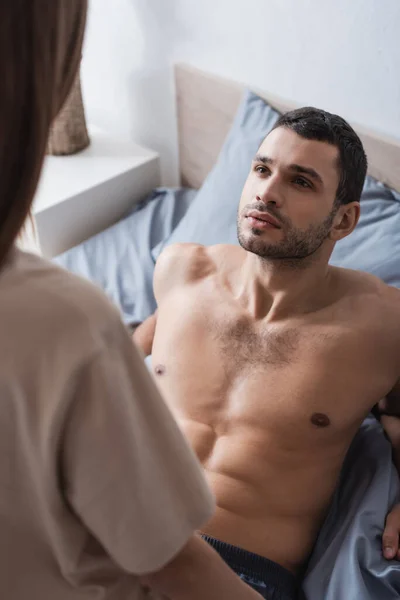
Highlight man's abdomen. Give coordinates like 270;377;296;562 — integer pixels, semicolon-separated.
151;316;372;572
175;406;349;574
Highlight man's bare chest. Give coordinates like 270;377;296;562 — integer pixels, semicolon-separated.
154;294;395;437
209;314;387;425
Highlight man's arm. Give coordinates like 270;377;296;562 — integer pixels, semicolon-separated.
132;311;157;357
133;244;211;357
379;379;400;560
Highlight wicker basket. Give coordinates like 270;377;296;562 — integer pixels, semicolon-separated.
47;73;90;156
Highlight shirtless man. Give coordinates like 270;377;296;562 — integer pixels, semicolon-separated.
134;107;400;599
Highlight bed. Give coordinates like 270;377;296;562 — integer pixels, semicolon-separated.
55;64;400;599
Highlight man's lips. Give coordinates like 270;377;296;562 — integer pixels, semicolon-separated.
245;210;282;229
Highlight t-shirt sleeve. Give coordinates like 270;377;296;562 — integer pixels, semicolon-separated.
62;320;215;576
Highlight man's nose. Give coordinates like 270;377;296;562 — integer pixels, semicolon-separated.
256;180;283;208
256;186;283;208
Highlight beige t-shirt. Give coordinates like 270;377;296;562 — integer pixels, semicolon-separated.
0;249;215;599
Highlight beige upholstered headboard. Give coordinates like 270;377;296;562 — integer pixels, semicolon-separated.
175;63;400;194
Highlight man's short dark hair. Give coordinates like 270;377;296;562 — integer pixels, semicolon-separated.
271;107;368;205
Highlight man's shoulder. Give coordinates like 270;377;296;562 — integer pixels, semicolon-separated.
335;266;400;319
353;270;400;306
155;243;241;282
156;242;240;262
379;281;400;315
335;266;392;294
157;242;209;264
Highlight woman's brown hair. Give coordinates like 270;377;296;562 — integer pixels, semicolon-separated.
0;0;88;264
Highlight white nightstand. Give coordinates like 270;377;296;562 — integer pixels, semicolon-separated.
30;127;160;257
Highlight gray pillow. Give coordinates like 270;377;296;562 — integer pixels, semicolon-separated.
330;176;400;287
55;187;196;324
152;90;279;258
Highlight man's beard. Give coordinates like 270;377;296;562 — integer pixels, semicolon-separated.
237;203;337;263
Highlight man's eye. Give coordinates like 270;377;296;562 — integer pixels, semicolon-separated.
255;166;268;174
294;177;311;188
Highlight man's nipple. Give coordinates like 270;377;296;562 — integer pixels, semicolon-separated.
310;413;331;428
154;364;166;376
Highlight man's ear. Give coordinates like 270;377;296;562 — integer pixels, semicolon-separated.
329;202;360;241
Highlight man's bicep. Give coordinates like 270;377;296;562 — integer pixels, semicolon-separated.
374;379;400;418
379;379;400;469
132;311;157;357
385;378;400;415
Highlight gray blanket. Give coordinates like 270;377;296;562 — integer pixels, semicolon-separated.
303;416;400;599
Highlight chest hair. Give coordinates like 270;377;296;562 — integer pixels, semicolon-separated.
209;316;301;370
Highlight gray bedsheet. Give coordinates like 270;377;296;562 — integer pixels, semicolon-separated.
303;416;400;599
54;187;195;324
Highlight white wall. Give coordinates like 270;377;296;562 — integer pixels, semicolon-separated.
82;0;400;187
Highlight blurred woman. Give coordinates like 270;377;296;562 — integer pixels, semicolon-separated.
0;2;261;599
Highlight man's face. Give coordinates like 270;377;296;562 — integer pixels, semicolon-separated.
237;127;341;261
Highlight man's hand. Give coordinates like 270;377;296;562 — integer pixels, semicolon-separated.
376;399;400;561
383;504;400;560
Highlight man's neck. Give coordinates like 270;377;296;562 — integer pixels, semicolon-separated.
235;251;333;321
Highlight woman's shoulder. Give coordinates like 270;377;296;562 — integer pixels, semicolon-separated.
1;250;123;357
